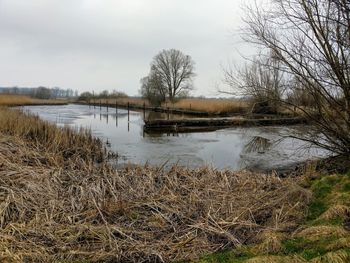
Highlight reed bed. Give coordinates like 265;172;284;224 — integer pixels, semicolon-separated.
0;108;105;166
168;98;249;114
0;108;311;262
0;94;67;107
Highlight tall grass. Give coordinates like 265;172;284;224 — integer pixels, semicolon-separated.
0;94;67;106
0;108;105;165
168;98;249;114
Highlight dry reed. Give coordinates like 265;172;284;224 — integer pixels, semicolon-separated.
0;108;311;262
168;98;249;114
0;94;67;107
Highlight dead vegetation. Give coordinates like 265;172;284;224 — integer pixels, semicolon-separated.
168;98;248;115
0;94;67;107
0;107;311;262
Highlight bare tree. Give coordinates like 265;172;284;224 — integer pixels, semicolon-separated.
140;71;167;106
149;49;195;102
242;0;350;155
224;51;287;113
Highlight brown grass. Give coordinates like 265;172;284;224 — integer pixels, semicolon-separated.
0;94;67;106
246;255;306;263
0;108;311;262
0;107;105;166
295;226;348;241
168;98;249;114
311;250;350;263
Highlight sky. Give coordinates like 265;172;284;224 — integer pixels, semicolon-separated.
0;0;257;97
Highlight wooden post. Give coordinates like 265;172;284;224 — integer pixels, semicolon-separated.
143;102;146;119
127;102;130;122
106;100;108;112
167;107;170;120
116;100;118;114
190;103;192;110
99;100;102;110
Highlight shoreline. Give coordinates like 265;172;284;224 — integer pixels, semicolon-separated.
0;106;349;262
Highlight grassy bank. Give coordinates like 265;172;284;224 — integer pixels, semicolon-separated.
0;94;68;106
194;171;350;263
0;107;314;262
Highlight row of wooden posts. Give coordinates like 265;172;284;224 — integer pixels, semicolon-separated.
88;100;173;120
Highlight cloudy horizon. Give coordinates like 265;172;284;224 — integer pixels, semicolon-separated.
0;0;257;97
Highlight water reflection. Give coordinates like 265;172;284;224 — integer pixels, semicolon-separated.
21;104;329;171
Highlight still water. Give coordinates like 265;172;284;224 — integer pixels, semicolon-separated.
22;104;328;171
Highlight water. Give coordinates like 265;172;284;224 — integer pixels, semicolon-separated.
21;104;329;171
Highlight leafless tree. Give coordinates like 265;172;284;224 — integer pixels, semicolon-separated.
140;70;167;106
149;49;195;102
242;0;350;155
224;51;287;113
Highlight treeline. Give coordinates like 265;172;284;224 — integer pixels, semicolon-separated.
79;90;128;101
0;87;78;99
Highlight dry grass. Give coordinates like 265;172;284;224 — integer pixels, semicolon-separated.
246;255;306;263
295;226;348;241
0;94;67;106
310;250;350;263
0;108;105;166
0;108;311;262
168;98;249;114
255;231;285;254
320;205;350;221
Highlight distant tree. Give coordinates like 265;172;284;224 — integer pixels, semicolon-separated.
99;90;109;98
79;92;93;102
140;71;166;106
35;87;52;99
110;90;128;98
142;49;195;104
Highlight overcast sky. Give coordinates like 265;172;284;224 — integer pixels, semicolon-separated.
0;0;257;96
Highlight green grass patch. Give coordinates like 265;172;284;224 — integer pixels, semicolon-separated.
282;235;340;261
342;182;350;192
307;199;328;221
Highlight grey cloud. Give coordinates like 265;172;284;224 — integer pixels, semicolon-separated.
0;0;257;96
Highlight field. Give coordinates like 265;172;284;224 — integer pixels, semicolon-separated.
0;94;67;106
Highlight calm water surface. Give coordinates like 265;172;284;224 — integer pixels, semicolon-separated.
22;104;329;171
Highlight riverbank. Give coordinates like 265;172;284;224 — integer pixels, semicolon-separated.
0;94;68;106
195;171;350;263
78;98;250;116
0;108;307;261
0;107;348;262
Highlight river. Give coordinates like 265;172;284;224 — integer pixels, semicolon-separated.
21;104;329;171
